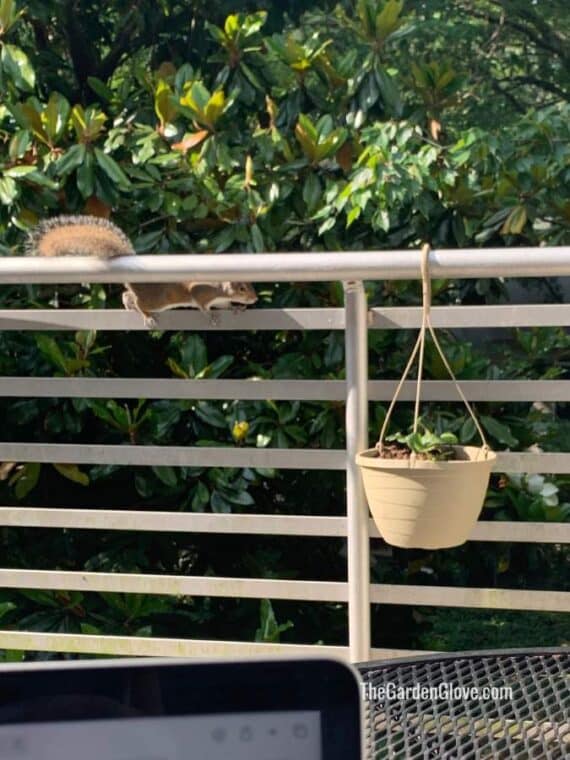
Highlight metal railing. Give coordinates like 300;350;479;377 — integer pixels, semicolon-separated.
0;247;569;663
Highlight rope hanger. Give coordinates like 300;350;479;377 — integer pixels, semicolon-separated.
377;243;490;459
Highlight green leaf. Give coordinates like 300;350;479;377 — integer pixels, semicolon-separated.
255;599;294;643
76;149;95;198
459;417;476;443
251;223;264;252
167;358;189;379
194;402;228;429
375;0;404;42
154;79;177;128
8;128;31;158
0;175;18;204
480;416;519;447
211;490;233;513
12;462;41;499
1;43;35;91
94;148;131;189
501;205;527;235
375;67;402;116
0;601;16;621
3;165;36;178
87;76;114;102
303;173;322;211
5;167;58;189
0;650;25;663
186;81;211;111
53;463;90;486
196;355;233;379
0;0;22;35
35;334;69;372
80;622;102;635
180;334;208;376
152;466;178;488
71;105;107;142
19;589;58;607
439;432;459;445
204;89;226;127
224;489;255;506
55;144;87;177
192;481;210;511
43;92;70;143
295;118;318;162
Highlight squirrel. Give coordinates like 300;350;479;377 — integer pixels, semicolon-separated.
27;215;258;328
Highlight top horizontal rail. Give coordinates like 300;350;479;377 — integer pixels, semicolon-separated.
0;247;569;284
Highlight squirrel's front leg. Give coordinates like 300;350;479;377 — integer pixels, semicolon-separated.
196;303;220;327
207;307;220;327
122;289;157;329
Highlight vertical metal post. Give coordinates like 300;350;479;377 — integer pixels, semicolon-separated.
344;280;371;662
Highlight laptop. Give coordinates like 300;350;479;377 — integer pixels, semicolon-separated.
0;657;363;759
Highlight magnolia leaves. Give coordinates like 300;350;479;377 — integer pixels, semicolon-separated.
1;42;34;91
295;114;347;165
0;0;33;91
154;79;233;151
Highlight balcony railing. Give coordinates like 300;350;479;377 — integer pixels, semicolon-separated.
0;247;569;663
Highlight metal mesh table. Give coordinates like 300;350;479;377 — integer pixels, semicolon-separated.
358;648;569;759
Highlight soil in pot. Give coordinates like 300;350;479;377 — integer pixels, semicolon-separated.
374;442;462;462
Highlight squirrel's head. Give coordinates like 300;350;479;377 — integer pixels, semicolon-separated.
225;281;258;305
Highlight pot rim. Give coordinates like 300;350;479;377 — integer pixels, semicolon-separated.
356;445;496;470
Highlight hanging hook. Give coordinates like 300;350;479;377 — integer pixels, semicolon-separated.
420;243;432;320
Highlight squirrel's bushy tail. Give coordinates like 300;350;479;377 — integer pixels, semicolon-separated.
27;215;135;258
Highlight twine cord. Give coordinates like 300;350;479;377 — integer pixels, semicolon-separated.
377;244;489;458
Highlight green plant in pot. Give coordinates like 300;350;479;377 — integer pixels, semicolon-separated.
356;246;496;550
382;423;459;461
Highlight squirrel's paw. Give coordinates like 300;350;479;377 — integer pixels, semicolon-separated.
208;311;221;327
122;290;137;311
231;303;247;314
143;314;158;329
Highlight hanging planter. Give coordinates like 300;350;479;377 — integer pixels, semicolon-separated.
356;245;496;549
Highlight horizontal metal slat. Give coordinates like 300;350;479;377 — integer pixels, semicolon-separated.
0;444;346;469
465;520;570;544
1;509;569;544
0;509;348;536
0;631;348;659
0;377;344;401
370;380;570;402
1;304;570;332
0;445;567;473
0;309;344;332
0;630;430;661
370;584;569;612
0;569;347;602
497;452;570;473
370;303;570;329
0;569;565;612
1;377;569;402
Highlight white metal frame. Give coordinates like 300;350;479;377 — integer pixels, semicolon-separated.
0;248;569;662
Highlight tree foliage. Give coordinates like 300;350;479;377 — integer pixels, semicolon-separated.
0;0;568;656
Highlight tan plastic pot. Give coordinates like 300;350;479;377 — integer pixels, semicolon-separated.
356;446;496;549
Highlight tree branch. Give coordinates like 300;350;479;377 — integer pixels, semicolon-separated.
62;0;101;99
456;1;570;68
490;78;526;114
97;3;143;82
502;75;569;102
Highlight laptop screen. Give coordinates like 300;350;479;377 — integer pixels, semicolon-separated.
0;658;362;760
0;710;323;759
